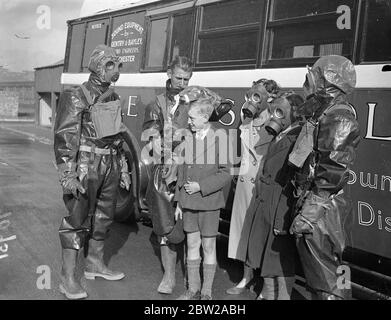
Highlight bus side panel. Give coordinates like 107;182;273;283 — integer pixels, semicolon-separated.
116;86;165;151
74;85;391;260
348;89;391;260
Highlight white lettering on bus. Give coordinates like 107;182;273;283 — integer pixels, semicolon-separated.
124;22;144;34
112;24;124;38
219;110;235;127
348;170;391;192
127;38;143;46
360;172;378;190
365;103;391;141
91;23;102;30
122;47;139;54
112;22;144;39
120;56;135;63
111;40;125;48
127;96;138;117
358;201;391;233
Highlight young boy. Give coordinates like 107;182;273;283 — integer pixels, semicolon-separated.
174;93;232;300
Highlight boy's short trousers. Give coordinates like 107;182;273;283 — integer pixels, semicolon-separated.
183;209;220;237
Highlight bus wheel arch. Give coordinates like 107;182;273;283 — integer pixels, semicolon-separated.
114;128;149;223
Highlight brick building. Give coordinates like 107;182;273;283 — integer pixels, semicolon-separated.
0;81;35;120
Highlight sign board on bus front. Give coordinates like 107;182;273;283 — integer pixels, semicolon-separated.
111;13;145;73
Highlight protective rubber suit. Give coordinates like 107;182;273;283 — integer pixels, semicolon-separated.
288;55;361;300
143;57;195;295
54;45;129;299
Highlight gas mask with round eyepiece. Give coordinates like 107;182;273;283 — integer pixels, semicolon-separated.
265;97;295;136
242;84;271;119
88;44;122;84
103;60;122;83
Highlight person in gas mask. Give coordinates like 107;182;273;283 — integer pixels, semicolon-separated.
226;79;279;295
244;93;304;300
54;44;129;299
288;55;360;300
143;56;194;295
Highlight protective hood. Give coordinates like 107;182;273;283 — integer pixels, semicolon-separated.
307;55;356;98
179;85;222;108
178;85;233;121
88;44;120;84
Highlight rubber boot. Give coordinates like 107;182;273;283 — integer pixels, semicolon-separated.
84;239;125;280
277;276;295;300
59;248;88;300
157;245;177;294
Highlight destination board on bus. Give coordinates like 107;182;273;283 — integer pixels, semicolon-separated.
111;13;145;73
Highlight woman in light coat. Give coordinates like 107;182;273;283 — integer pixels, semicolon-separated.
226;79;279;295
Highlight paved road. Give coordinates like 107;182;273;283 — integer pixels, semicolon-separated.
0;125;308;300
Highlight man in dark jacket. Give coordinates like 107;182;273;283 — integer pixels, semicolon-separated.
289;55;361;300
54;45;129;299
142;56;193;295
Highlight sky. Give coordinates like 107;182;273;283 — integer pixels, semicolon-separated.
0;0;145;72
0;0;84;71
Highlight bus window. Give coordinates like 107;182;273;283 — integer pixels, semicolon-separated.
145;10;194;71
145;17;169;69
67;23;85;73
362;0;391;62
82;19;109;72
201;0;262;29
111;13;145;73
266;0;356;64
196;0;263;66
170;12;194;62
271;0;354;20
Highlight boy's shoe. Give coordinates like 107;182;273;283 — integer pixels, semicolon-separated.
176;290;201;300
200;294;212;300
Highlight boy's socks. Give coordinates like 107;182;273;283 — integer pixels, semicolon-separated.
187;258;201;293
201;263;217;297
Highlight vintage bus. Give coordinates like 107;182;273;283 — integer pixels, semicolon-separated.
61;0;391;299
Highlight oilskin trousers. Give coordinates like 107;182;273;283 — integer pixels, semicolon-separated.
59;148;120;250
295;194;352;300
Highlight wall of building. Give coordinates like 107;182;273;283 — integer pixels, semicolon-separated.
0;82;35;119
35;65;63;93
0;92;19;118
35;64;64;127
